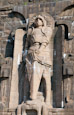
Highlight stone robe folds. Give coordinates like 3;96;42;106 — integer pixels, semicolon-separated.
26;26;53;67
25;15;54;107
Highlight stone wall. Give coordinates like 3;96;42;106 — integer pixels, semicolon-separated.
48;108;74;115
0;0;74;113
13;0;73;18
0;6;26;109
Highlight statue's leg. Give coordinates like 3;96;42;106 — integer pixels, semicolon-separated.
43;67;52;108
30;61;43;100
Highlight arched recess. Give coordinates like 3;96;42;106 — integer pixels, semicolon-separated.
56;23;69;40
5;11;26;58
8;11;26;24
55;4;74;108
2;11;26;109
62;4;74;12
58;4;74;22
58;4;74;18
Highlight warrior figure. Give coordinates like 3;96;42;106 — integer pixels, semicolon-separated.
24;14;54;107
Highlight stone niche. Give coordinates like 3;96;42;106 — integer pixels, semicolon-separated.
25;110;37;115
0;5;26;110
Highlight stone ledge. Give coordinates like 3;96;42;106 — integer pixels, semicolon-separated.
48;108;74;115
0;5;13;11
0;108;74;115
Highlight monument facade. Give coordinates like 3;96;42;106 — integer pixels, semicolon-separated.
0;0;74;115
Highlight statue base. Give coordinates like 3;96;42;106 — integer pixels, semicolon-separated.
16;92;74;115
17;92;46;115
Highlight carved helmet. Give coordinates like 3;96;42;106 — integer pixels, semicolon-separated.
35;15;47;27
28;13;55;29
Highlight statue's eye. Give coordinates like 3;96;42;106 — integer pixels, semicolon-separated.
39;18;42;21
36;18;42;21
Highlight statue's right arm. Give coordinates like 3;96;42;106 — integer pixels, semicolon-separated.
27;28;33;36
23;28;33;61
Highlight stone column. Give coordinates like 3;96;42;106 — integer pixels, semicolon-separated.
53;26;62;107
9;29;25;109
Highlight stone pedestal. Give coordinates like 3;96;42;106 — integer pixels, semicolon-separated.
17;92;46;115
21;101;43;115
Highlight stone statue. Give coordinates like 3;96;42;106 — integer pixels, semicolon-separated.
24;13;54;107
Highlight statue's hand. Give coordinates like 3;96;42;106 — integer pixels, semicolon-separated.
22;49;28;62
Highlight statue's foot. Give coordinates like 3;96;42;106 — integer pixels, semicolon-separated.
26;99;37;105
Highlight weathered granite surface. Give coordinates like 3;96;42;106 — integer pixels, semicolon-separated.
0;0;74;115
